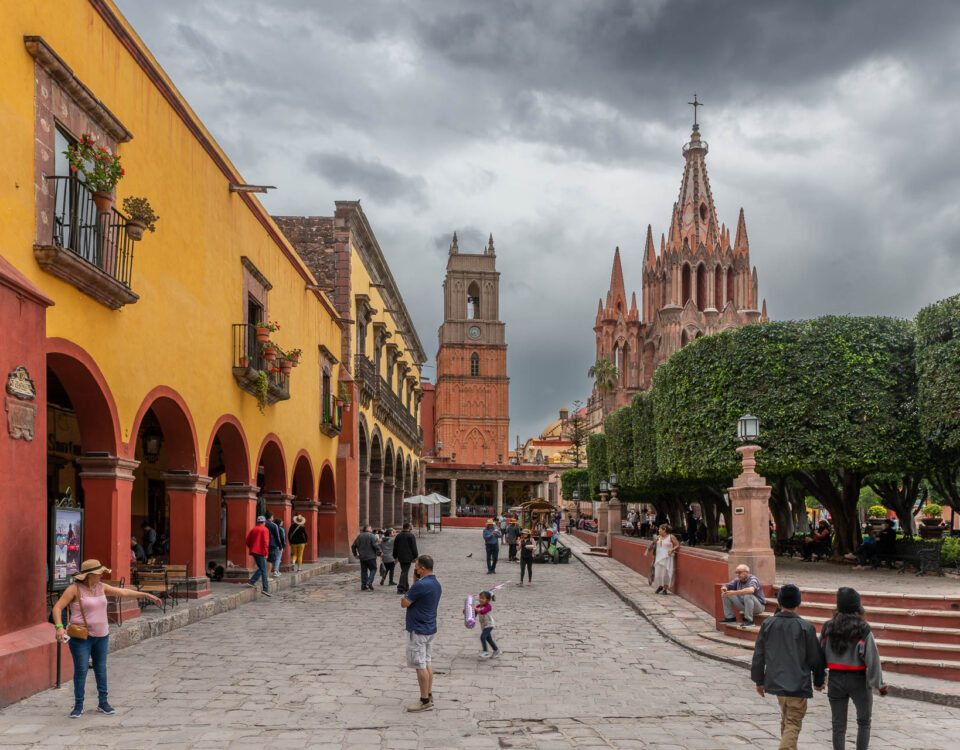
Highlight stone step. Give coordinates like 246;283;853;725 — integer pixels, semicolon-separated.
762;600;960;629
752;612;960;645
770;585;960;613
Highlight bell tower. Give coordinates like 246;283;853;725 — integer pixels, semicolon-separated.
434;233;510;465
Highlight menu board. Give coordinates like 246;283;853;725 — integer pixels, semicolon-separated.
51;507;83;590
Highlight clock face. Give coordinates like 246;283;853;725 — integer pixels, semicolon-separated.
468;325;481;339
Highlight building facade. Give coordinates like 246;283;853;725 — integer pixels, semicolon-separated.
588;121;768;429
276;203;426;530
0;0;347;706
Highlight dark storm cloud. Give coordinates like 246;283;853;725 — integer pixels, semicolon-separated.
308;152;428;208
115;0;960;441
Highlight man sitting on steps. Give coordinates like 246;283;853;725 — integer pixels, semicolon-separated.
719;564;766;627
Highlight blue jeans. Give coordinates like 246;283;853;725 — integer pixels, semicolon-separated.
249;553;269;592
360;558;377;587
68;634;109;708
480;627;498;652
270;547;282;573
486;544;499;572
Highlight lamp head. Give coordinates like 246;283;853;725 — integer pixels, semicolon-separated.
737;413;760;444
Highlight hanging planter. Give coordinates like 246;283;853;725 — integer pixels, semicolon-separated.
238;355;251;368
261;344;277;362
255;320;279;343
91;191;114;215
287;348;302;367
280;359;293;375
122;196;159;241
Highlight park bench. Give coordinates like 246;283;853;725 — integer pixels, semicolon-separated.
874;538;944;576
776;535;804;557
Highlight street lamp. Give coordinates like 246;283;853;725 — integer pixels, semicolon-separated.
609;473;618;489
737;413;760;444
599;479;610;493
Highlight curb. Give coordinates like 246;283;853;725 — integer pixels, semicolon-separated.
568;544;960;709
107;558;348;653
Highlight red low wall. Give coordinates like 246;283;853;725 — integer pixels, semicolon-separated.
571;529;596;546
441;517;491;528
610;535;728;617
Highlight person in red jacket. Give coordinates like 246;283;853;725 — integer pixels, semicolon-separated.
245;516;272;596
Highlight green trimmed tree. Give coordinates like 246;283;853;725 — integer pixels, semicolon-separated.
560;468;590;501
586;432;608;498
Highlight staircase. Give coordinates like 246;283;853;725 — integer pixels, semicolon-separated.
714;587;960;681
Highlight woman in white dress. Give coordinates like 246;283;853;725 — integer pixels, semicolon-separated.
646;524;681;595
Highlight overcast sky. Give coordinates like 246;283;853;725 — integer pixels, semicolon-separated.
116;0;960;443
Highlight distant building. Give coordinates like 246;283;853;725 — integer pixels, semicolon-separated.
588;119;768;430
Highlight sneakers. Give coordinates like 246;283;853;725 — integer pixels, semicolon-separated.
479;651;491;658
69;706;83;718
261;590;272;597
655;586;664;594
491;650;502;659
719;618;737;625
741;619;755;627
406;699;434;712
96;703;116;715
244;582;256;589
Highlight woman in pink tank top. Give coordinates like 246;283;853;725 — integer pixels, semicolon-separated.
52;559;161;718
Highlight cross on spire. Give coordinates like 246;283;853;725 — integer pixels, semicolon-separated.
688;93;703;126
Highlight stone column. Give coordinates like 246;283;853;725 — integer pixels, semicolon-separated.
221;484;258;580
316;503;337;558
727;445;775;583
78;455;140;619
394;486;404;529
596;491;610;548
496;479;504;517
449;477;458;518
608;491;622;538
265;492;293;571
293;498;319;564
164;473;213;597
382;478;395;528
358;469;370;528
369;476;384;529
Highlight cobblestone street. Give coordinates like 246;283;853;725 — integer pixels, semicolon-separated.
3;529;960;749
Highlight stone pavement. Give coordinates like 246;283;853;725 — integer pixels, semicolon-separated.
2;529;960;749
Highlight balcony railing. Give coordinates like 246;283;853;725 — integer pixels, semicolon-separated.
33;175;139;308
377;375;420;446
354;354;379;406
231;323;290;405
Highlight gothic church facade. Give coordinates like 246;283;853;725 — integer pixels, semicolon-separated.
587;121;768;431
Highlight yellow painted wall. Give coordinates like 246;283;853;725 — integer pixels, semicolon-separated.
349;243;422;478
0;0;341;489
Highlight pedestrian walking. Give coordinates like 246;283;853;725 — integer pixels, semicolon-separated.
474;590;501;658
401;555;442;712
505;519;520;562
517;529;535;585
51;560;162;717
263;511;283;578
351;524;380;591
380;528;397;586
646;524;679;595
483;519;501;573
394;522;419;594
821;587;887;750
751;584;825;750
244;515;272;596
685;509;699;547
288;514;308;573
719;564;766;627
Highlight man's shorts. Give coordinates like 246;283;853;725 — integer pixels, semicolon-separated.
406;631;436;669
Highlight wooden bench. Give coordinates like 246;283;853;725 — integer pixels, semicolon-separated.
776;536;805;557
874;538;944;576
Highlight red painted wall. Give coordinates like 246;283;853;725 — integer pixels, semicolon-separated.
442;517;490;528
610;536;728;616
0;258;56;706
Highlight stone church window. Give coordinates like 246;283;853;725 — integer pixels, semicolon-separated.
467;281;481;319
470;352;480;377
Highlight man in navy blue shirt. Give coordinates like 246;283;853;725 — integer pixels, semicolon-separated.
482;520;501;574
401;555;442;712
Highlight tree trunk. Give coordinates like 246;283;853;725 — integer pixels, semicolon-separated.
929;462;960;514
795;469;863;557
699;486;725;545
868;473;923;536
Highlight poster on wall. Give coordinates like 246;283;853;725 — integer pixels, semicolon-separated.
50;507;83;591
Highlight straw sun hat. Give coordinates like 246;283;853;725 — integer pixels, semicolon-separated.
74;559;111;581
292;514;306;525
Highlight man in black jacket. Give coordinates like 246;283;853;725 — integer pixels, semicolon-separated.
393;522;419;594
751;584;824;750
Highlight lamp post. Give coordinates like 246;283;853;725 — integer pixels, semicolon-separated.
596;479;611;547
607;473;622;537
727;412;775;582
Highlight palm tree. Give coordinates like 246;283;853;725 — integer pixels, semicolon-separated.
589;357;619;396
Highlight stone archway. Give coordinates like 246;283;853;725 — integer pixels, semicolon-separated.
205;416;252;578
369;430;383;531
317;462;338;557
291;452;318;565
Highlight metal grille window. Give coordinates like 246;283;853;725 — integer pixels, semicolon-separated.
470;352;480;377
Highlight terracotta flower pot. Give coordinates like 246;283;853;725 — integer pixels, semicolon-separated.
280;360;293;375
91;190;113;214
256;327;271;343
290;355;300;367
262;345;276;362
239;356;250;368
126;219;146;241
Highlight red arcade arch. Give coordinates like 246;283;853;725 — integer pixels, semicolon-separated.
292;451;315;501
255;434;288;494
205;415;251;484
128;387;199;471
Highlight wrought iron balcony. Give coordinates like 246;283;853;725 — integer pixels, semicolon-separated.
231;323;290;406
353;354;379;407
375;376;420;448
33;174;139;309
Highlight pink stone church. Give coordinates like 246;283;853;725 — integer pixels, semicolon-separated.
587;117;769;431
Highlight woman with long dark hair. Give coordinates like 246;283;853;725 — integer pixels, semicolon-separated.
820;587;887;750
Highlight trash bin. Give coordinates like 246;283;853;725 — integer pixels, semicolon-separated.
557;547;571;564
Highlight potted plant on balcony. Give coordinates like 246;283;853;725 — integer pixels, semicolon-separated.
287;348;302;367
64;133;125;214
256;320;279;343
261;342;277;362
255;370;269;413
238;354;251;368
337;382;352;408
279;354;294;376
121;196;159;241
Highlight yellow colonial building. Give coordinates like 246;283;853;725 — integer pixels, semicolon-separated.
0;0;350;704
276;202;427;529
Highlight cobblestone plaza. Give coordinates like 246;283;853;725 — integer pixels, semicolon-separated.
2;529;959;749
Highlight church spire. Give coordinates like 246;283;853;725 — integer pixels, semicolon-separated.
644;225;656;266
449;231;459;255
734;208;749;255
485;233;495;256
608;247;627;311
674;117;720;252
